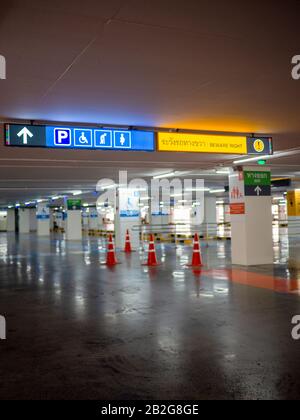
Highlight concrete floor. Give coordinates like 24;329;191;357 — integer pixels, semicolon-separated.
0;232;300;400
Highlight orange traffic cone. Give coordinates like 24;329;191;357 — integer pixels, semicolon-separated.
123;229;134;253
187;233;203;268
103;234;119;266
142;234;160;266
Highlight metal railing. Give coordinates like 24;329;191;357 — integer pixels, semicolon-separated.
131;223;226;244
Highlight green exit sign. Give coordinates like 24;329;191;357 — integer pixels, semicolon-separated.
244;170;271;186
67;199;82;210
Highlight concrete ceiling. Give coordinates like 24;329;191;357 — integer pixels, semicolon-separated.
0;0;300;204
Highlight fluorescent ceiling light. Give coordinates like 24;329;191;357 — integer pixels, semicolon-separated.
153;172;177;179
72;190;93;195
185;188;210;192
192;173;229;177
215;169;231;174
210;188;226;194
234;155;271;164
233;149;300;165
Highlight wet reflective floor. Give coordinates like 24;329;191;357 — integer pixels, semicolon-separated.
0;233;300;400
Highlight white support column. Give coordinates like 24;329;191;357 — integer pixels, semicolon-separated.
89;208;99;231
65;199;83;241
66;211;82;240
36;203;50;236
150;214;170;226
229;166;273;266
204;196;217;238
115;188;140;251
30;208;37;232
56;212;64;230
37;219;50;236
98;213;105;232
19;208;30;234
82;209;89;233
150;200;171;227
50;209;54;232
6;209;16;232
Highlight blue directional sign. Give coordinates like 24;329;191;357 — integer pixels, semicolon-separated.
5;124;155;152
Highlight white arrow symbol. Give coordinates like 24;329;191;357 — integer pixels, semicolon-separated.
255;186;262;196
17;127;34;145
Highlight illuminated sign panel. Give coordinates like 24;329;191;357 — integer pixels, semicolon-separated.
158;133;273;155
5;124;155;152
246;137;273;155
158;132;248;154
5;124;273;156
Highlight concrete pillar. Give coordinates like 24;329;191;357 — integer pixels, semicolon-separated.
150;214;170;226
50;209;54;231
150;199;171;226
204;196;217;238
65;199;82;240
89;208;99;230
36;203;50;236
19;208;30;233
55;212;64;230
0;211;7;232
229;166;273;266
115;188;140;250
30;208;37;232
98;214;105;232
66;211;82;240
224;204;231;224
82;209;89;233
6;209;16;232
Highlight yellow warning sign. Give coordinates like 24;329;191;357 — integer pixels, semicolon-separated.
157;132;247;154
253;139;265;153
287;190;300;217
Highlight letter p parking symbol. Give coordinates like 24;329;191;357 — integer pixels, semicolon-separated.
54;128;71;146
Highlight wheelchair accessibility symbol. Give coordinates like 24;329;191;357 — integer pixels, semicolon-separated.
74;129;93;147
